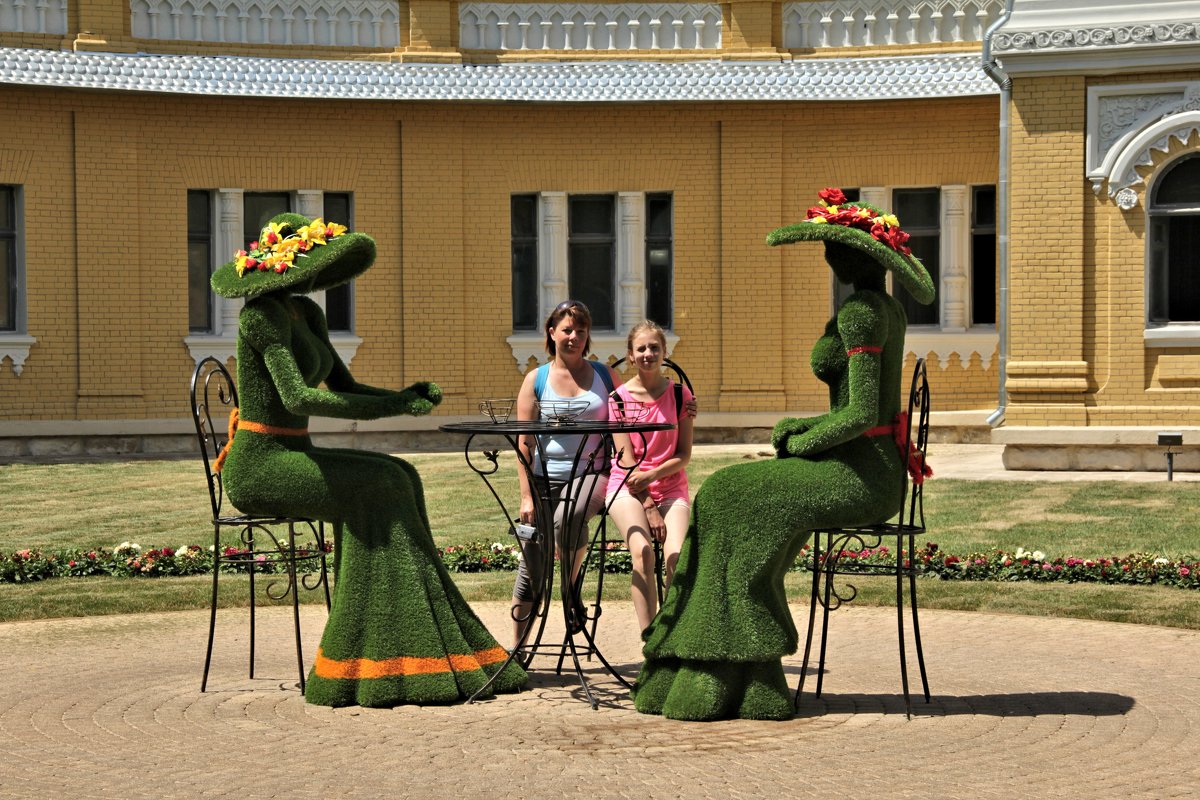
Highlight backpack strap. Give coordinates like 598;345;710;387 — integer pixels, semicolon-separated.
535;360;613;399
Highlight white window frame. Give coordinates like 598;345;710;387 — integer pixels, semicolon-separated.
0;185;34;376
843;185;997;370
183;188;362;366
507;190;677;368
1143;151;1200;348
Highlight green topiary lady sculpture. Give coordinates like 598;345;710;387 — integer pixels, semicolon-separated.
633;189;935;721
211;213;525;707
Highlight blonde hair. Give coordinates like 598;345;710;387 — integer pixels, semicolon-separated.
626;320;668;355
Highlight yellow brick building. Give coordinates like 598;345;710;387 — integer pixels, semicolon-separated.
1;0;1194;469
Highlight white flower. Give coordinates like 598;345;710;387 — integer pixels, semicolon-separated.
1032;550;1045;562
491;542;505;553
1154;557;1169;566
1015;547;1028;559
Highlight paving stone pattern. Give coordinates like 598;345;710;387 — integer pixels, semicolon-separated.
2;602;1198;799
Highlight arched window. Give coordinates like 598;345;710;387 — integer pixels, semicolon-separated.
1148;154;1200;324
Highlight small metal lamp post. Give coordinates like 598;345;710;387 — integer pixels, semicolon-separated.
1158;432;1183;481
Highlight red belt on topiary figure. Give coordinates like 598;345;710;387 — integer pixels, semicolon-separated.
212;408;309;473
863;411;932;485
847;346;932;486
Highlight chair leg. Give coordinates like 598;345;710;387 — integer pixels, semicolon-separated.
795;534;823;709
653;538;665;607
247;528;256;680
815;536;835;700
317;521;332;610
201;525;221;692
908;533;931;703
288;523;306;692
895;533;912;719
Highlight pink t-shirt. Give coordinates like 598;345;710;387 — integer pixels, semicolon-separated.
605;380;693;504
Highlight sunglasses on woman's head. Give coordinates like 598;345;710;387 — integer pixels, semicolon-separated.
554;300;589;315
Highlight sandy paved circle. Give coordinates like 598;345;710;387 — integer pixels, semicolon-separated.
1;602;1197;799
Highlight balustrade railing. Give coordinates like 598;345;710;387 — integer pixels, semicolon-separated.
0;0;69;35
459;3;721;51
129;0;401;48
782;0;1004;49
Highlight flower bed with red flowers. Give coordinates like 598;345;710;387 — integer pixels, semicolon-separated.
4;539;1199;590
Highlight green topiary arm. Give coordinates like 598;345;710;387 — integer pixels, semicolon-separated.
293;296;443;407
777;291;889;458
244;296;441;420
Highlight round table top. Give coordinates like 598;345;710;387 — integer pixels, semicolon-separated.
439;418;674;436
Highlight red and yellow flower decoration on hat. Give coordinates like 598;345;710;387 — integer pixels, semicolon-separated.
233;218;349;277
803;187;912;256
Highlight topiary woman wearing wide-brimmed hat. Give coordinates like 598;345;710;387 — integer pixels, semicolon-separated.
212;213;525;707
633;189;935;721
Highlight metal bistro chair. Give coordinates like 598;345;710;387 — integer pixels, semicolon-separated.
191;356;331;693
593;356;696;606
796;357;932;717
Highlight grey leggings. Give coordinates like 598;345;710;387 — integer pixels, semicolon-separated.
512;471;609;602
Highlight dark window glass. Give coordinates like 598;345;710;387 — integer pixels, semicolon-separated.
0;186;14;332
323;192;353;332
568;195;615;329
569;195;614;236
972;185;996;325
511;194;539;330
645;193;673;328
1154;157;1200;206
1150;155;1200;323
893;188;940;326
243;192;290;247
187;190;213;332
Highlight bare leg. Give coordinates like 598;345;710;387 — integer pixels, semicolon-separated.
659;500;691;593
608;494;658;632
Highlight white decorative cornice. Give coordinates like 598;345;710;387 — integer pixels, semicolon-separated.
506;331;679;373
989;2;1200;75
1086;81;1200;207
0;334;36;376
183;332;361;367
993;23;1200;53
906;328;997;370
0;47;996;101
459;3;721;51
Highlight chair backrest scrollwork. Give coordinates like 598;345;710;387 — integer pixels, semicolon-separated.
189;356;239;520
899;357;931;531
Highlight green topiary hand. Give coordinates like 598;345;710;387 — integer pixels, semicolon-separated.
771;416;817;457
393;381;442;416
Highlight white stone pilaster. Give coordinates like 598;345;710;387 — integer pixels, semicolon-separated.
617;191;646;332
539;192;569;323
941;184;969;332
295;189;326;311
215;188;244;338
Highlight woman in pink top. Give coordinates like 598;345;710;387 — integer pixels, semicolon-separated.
606;321;695;633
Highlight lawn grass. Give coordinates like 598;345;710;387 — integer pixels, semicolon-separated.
3;450;1200;627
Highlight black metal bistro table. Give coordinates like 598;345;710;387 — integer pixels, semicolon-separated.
439;417;673;708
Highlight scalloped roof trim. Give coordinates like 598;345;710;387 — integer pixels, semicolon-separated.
0;47;996;102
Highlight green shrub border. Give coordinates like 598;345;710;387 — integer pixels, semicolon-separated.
3;540;1199;591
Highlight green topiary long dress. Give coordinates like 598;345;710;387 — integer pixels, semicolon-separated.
634;209;934;721
215;214;525;707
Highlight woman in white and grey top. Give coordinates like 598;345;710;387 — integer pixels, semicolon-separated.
510;300;619;646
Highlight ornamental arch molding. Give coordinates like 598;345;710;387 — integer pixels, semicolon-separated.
1088;82;1200;210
